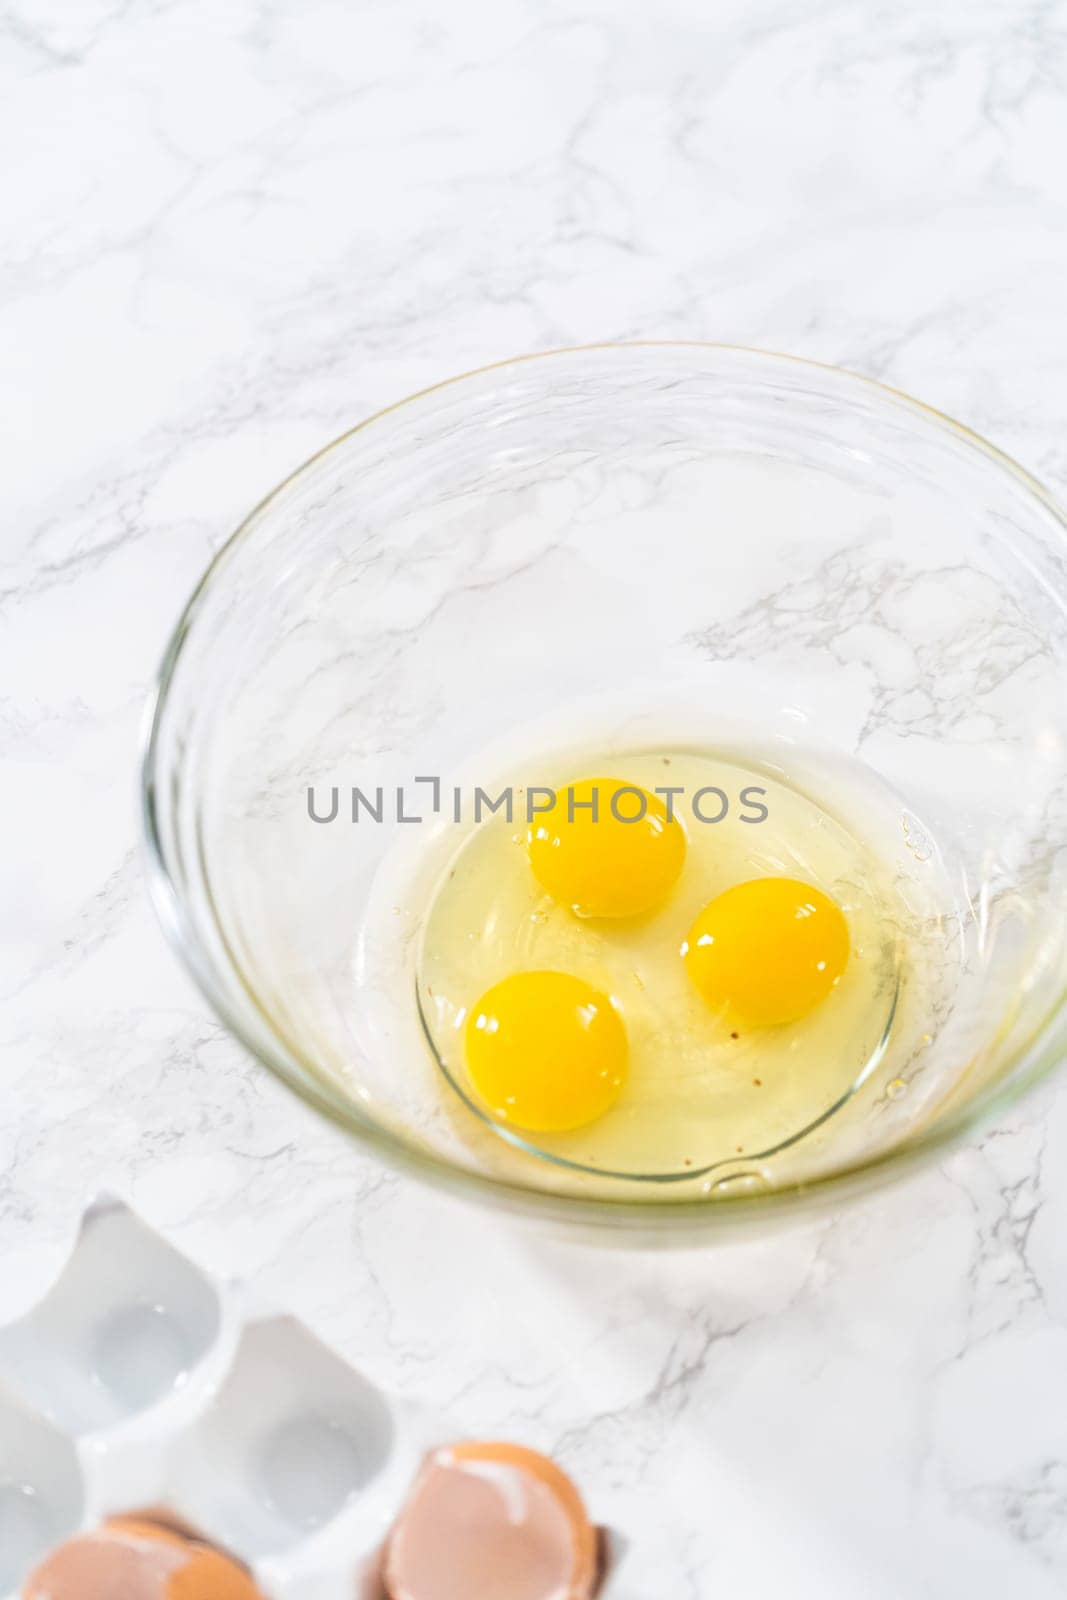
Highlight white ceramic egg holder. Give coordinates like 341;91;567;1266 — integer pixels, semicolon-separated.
0;1198;627;1600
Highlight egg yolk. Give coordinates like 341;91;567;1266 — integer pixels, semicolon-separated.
464;970;628;1132
527;776;686;919
682;876;850;1026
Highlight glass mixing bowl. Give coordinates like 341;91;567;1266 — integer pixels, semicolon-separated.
143;344;1067;1235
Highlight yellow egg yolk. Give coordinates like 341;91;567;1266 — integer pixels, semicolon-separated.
527;776;686;919
464;970;628;1132
682;876;850;1026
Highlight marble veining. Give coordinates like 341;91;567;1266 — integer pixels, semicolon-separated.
4;1;1067;1594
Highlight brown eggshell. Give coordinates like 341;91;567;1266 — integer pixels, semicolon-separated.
168;1547;265;1600
22;1518;264;1600
384;1439;598;1600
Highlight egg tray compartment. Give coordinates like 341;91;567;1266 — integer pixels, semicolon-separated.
0;1198;626;1599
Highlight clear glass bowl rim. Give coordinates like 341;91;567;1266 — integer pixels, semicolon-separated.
141;341;1067;1234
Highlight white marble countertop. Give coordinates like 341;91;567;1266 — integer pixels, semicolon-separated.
4;1;1067;1593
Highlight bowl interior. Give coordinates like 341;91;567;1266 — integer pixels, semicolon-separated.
145;345;1067;1223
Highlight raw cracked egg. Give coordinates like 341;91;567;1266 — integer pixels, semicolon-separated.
683;875;850;1026
527;776;686;919
464;970;627;1133
419;746;902;1180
